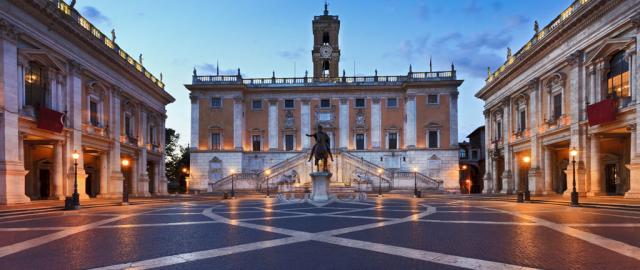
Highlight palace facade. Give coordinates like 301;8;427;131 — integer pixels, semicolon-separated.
0;0;174;204
186;6;463;194
477;0;640;198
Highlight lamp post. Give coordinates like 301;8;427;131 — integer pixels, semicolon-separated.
265;169;271;198
121;158;130;205
182;167;190;193
71;151;80;209
412;167;419;198
570;148;579;207
523;156;531;201
377;168;384;197
230;169;236;199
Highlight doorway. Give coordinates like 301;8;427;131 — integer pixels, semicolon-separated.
605;164;618;194
38;169;51;199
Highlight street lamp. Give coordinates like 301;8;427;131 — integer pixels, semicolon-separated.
182;167;190;193
377;168;384;197
71;151;80;209
569;148;579;207
230;169;236;199
265;169;272;198
121;158;130;205
412;167;419;198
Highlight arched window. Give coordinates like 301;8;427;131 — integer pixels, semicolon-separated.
322;32;330;44
607;51;630;98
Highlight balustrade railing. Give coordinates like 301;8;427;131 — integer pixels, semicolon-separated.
192;71;456;86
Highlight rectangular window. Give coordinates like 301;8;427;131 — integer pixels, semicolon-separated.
459;149;467;159
428;130;439;148
124;115;132;137
211;97;222;108
356;134;365;150
387;98;397;108
519;110;526;132
285;134;294;151
252;135;261;151
553;94;562;119
318;112;331;121
320;99;331;108
355;98;365;108
149;126;156;144
284;99;294;109
89;100;99;126
388;132;397;150
211;133;221;150
471;150;479;160
496;122;502;140
427;94;439;104
252;99;262;110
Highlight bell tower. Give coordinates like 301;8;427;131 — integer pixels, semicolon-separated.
312;2;340;78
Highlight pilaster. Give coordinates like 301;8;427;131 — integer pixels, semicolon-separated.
338;98;349;149
449;91;458;147
190;94;199;150
233;96;244;150
370;97;381;149
268;98;278;150
404;94;416;148
301;99;310;149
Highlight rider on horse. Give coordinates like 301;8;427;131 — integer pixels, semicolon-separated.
306;125;334;172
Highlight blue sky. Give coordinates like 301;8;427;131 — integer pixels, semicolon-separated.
75;0;573;145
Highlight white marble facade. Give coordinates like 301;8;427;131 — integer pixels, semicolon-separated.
478;0;640;198
0;1;174;204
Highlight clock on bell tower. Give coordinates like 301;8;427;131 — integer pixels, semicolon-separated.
312;2;340;79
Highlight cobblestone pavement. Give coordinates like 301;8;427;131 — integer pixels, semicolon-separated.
0;195;639;270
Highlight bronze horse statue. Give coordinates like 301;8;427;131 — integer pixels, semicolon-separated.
306;125;334;172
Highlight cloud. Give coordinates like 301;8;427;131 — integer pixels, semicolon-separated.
277;48;305;60
196;63;238;76
506;15;530;29
81;6;111;25
390;34;430;61
458;30;511;50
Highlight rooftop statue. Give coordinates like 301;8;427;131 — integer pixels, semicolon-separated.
306;125;333;172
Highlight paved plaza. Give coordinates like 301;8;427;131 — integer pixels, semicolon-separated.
0;195;639;269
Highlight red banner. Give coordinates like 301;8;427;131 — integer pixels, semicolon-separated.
37;107;65;133
586;99;617;126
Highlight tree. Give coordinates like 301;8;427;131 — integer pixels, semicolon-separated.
165;128;190;193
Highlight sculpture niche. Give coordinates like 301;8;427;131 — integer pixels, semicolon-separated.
306;125;334;172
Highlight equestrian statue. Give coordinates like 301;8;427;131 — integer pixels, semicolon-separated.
306;125;334;172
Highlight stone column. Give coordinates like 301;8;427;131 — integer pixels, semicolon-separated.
190;94;199;150
339;98;349;149
52;141;64;199
67;61;89;200
528;79;543;194
543;146;554;194
449;91;459;147
130;156;138;196
158;116;169;195
233;96;243;150
108;88;124;196
404;94;416;148
587;135;603;196
371;97;381;149
99;152;108;197
137;110;149;196
492;155;500;193
501;100;513;194
268;99;278;150
626;124;640;198
301;99;310;149
482;110;492;193
566;51;588;196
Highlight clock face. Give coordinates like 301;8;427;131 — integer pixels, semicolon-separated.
320;44;333;58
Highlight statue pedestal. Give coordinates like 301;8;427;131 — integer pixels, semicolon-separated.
310;172;332;202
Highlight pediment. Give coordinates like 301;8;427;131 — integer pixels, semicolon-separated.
585;37;634;63
19;48;67;72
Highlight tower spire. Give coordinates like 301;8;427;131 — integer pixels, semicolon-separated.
324;0;329;15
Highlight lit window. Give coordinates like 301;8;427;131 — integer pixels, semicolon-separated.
284;99;294;109
24;63;49;108
356;134;365;150
427;94;439;104
320;99;331;108
607;51;630;98
211;133;221;150
387;98;397;108
355;98;365;108
459;149;467;159
211;97;222;108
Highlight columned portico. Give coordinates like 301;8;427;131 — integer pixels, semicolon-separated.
588;135;604;196
52;141;65;199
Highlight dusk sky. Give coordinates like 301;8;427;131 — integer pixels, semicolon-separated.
74;0;573;145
